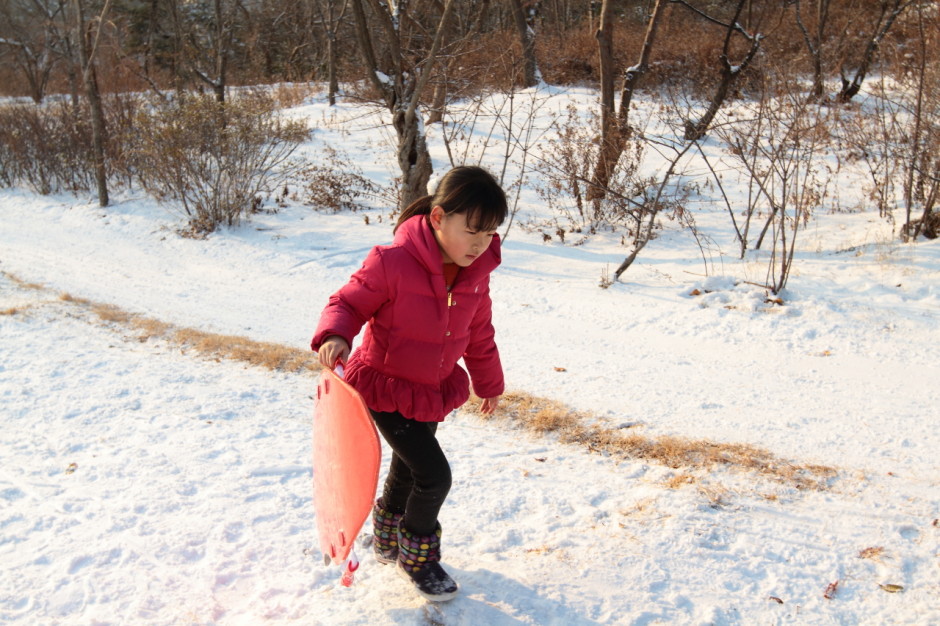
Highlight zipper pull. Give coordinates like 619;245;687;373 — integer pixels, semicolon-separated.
447;292;453;307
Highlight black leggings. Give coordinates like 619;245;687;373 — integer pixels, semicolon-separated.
370;410;452;536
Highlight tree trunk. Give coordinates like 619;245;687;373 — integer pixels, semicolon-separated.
394;108;434;208
837;0;910;103
683;0;761;142
24;60;47;104
587;0;615;208
327;31;338;105
213;0;227;104
427;2;488;124
426;80;447;125
683;61;734;141
85;63;109;207
351;0;456;210
588;0;665;203
73;0;110;207
322;0;344;106
794;0;831;101
510;0;538;88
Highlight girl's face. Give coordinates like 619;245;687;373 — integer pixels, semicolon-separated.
430;205;497;267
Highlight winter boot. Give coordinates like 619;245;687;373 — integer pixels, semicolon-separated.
397;522;459;602
372;499;403;565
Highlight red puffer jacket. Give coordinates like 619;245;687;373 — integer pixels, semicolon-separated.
311;215;504;422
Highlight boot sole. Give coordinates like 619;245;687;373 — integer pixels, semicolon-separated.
396;564;459;602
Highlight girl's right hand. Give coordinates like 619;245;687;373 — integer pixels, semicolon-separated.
318;336;350;370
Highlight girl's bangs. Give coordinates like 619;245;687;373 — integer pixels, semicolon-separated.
465;205;504;232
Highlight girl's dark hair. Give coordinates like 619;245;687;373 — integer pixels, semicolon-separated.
394;166;508;233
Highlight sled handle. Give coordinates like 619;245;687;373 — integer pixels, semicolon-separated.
340;549;360;587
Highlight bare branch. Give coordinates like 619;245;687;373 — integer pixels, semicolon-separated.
405;0;455;124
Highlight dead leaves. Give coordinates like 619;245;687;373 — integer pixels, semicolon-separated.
858;546;885;560
687;285;785;307
818;557;904;603
857;547;904;593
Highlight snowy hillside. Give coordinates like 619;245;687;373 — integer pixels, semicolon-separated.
1;87;939;624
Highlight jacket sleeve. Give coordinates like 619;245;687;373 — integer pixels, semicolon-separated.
311;247;389;352
462;279;504;399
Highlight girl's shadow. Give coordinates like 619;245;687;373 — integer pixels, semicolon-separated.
386;565;604;625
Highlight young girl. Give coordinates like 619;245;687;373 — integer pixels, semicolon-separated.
311;166;507;601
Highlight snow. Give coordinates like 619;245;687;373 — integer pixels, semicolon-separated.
2;87;939;624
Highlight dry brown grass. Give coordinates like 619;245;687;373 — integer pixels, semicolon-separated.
90;303;134;324
665;473;697;489
271;82;317;109
4;273;320;376
61;293;319;373
5;272;46;291
172;328;319;374
2;272;52;316
131;317;173;342
4;270;837;488
471;390;836;491
59;293;87;304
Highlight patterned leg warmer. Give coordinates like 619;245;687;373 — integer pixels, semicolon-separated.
372;499;403;565
397;522;458;602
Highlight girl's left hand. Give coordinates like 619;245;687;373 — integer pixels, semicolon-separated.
479;396;500;415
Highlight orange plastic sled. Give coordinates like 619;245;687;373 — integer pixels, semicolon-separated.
312;366;381;584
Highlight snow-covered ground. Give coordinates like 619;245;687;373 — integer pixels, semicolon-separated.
1;88;939;624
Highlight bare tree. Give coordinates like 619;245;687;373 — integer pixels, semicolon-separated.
152;0;235;103
510;0;538;88
793;0;831;102
119;0;173;96
0;0;73;103
898;2;939;240
192;0;231;103
311;0;349;105
612;136;695;280
426;2;491;125
836;0;913;103
350;0;457;209
841;80;900;223
588;0;666;207
436;82;554;238
72;0;111;206
677;0;763;142
716;74;829;293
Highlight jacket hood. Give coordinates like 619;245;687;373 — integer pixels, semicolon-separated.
394;214;501;283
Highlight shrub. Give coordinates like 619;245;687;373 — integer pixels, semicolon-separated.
125;91;309;234
532;103;650;239
531;103;598;234
0;101;97;194
104;93;149;189
301;146;380;212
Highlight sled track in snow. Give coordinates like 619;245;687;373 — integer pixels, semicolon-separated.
2;270;836;490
